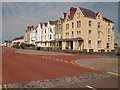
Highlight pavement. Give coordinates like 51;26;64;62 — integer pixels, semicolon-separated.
54;77;118;89
2;48;119;89
75;58;118;73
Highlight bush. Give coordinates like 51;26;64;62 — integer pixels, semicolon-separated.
20;43;27;49
37;47;41;50
89;49;93;53
12;44;20;49
83;49;87;53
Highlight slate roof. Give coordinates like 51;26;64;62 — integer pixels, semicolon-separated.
103;17;114;23
44;23;47;26
39;22;44;28
49;20;58;25
79;7;96;19
60;18;64;22
65;6;114;23
13;36;24;41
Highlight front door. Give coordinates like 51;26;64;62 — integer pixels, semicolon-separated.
71;41;73;49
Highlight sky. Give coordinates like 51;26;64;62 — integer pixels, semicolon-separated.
1;1;119;43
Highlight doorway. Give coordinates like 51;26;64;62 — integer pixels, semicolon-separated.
70;41;73;49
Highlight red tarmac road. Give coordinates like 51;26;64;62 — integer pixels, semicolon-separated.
2;48;102;84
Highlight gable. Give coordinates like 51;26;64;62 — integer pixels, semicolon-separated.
73;8;84;19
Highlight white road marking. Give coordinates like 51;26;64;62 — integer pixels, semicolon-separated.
64;61;69;63
86;85;97;90
88;67;98;70
71;62;75;64
60;60;63;62
56;59;59;61
107;72;120;76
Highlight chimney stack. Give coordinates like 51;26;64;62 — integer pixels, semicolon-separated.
27;26;30;30
70;7;77;17
63;12;67;19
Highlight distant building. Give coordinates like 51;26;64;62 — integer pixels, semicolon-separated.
118;32;120;48
54;18;64;49
35;23;44;47
0;42;7;47
12;36;24;44
4;41;12;47
24;26;36;45
35;21;59;48
42;21;56;48
62;7;114;52
23;6;115;52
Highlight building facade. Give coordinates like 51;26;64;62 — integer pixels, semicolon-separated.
12;36;24;46
118;32;120;48
24;26;36;45
35;21;57;48
35;23;44;47
23;6;114;52
42;21;56;48
62;7;114;52
54;18;64;49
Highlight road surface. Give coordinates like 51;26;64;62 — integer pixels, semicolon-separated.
2;48;101;84
2;48;118;89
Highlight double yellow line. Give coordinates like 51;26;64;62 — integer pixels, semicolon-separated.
0;84;7;90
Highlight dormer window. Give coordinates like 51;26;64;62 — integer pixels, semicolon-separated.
77;12;80;18
98;15;100;19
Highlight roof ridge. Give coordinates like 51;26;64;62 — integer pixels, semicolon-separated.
79;6;96;13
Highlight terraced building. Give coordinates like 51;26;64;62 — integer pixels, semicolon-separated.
62;7;114;52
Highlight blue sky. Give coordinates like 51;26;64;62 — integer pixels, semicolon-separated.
2;2;119;43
